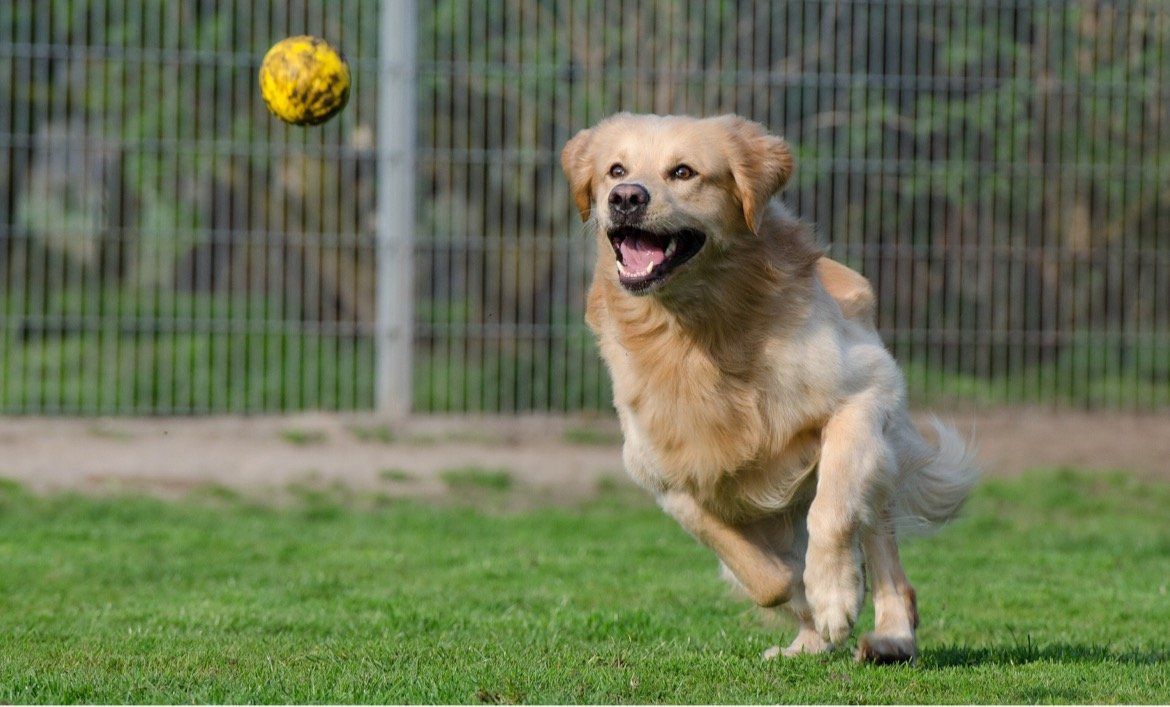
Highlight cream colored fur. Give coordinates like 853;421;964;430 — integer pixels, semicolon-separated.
561;113;979;663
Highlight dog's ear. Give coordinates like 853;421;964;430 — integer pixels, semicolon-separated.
561;128;595;221
716;115;795;234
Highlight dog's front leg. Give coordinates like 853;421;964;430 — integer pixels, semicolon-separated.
658;490;796;608
804;393;892;646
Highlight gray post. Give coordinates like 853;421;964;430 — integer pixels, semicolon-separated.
376;0;417;416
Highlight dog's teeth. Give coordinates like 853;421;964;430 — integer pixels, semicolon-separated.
664;239;676;258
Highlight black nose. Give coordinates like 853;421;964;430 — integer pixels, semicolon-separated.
608;183;650;217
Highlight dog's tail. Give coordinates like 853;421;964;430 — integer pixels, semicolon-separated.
892;416;980;536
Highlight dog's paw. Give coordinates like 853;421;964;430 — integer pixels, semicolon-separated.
812;600;856;646
782;626;831;657
855;632;917;664
803;546;863;645
762;626;831;661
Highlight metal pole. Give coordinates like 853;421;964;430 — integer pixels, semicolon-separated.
376;0;417;416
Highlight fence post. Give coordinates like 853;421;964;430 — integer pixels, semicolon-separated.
375;0;417;416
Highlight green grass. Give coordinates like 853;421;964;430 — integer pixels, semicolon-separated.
562;425;624;446
278;428;329;446
378;468;415;483
439;466;515;492
1;470;1168;703
349;424;399;444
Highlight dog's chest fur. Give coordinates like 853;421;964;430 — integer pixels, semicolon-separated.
588;270;843;521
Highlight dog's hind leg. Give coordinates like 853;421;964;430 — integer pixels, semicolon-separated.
855;517;918;663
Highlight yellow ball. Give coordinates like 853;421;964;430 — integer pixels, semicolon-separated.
259;35;350;126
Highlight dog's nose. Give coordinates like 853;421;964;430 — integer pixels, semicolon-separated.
608;183;650;217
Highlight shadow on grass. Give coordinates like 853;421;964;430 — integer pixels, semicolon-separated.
923;641;1168;668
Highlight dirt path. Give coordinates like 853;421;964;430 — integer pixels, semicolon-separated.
0;407;1167;502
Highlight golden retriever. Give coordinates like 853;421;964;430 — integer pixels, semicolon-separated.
561;113;978;663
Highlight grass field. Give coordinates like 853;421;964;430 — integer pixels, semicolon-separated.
1;470;1168;703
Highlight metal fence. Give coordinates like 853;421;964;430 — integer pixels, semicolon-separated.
1;0;383;414
3;1;1169;415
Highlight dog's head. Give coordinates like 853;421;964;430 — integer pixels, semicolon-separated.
561;113;795;295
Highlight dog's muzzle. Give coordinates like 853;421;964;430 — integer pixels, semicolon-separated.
607;225;706;294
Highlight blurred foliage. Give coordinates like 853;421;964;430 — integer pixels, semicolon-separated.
2;1;1170;411
417;0;1170;410
0;0;380;412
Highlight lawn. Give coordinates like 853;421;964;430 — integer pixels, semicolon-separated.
0;470;1167;703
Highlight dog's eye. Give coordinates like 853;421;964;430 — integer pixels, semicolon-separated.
608;163;627;179
669;164;696;180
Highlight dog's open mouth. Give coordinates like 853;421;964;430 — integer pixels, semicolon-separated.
607;226;706;293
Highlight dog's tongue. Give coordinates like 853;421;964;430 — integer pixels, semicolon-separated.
619;233;667;272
